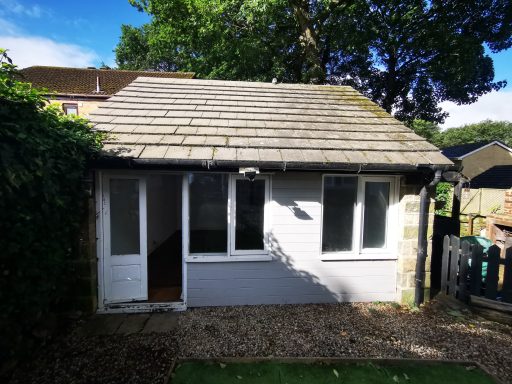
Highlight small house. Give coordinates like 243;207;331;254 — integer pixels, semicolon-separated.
18;66;194;116
87;77;452;312
442;140;512;181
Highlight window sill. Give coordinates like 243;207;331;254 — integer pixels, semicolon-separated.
321;253;397;261
186;254;273;263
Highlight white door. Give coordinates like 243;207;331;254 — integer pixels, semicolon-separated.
103;175;147;303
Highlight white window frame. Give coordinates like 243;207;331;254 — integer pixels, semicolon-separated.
320;174;398;261
359;176;398;255
230;174;271;256
185;173;272;262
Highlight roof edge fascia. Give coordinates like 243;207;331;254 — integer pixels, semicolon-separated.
455;141;512;160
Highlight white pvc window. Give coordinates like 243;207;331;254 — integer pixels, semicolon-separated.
186;173;271;262
188;173;229;254
230;175;270;256
321;175;397;259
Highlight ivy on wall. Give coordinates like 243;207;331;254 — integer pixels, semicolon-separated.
0;49;104;365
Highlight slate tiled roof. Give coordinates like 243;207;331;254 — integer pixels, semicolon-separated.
469;165;512;189
441;141;511;159
18;66;195;96
89;77;452;169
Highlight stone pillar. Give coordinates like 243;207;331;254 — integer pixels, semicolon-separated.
396;180;434;305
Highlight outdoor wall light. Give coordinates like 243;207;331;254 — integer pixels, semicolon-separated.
239;167;260;181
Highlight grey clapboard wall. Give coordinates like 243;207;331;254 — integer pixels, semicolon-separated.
187;172;397;306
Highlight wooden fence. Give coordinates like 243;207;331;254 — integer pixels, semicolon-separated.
441;235;512;304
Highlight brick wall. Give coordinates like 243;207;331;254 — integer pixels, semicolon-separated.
505;189;512;216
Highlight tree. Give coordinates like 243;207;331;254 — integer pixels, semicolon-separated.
408;119;441;144
408;119;512;148
0;49;103;364
116;0;512;123
436;120;512;148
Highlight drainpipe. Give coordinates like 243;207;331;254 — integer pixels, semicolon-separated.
415;169;442;306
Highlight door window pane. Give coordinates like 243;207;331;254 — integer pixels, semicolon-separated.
189;174;228;253
322;176;358;252
110;179;140;255
363;181;390;248
235;179;265;250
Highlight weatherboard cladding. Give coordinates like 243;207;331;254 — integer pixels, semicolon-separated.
89;77;452;167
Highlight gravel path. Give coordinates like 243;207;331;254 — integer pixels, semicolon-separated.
9;301;512;384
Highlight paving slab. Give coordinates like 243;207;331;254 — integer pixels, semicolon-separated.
115;314;150;335
141;313;180;334
80;314;126;336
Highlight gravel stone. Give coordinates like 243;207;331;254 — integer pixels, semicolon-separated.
8;301;512;384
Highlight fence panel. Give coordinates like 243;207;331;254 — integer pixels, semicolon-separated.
441;236;512;304
459;241;471;301
503;248;512;303
469;245;483;296
441;235;450;295
449;235;460;296
485;246;500;300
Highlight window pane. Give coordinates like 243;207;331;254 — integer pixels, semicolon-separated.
189;174;228;253
110;179;140;255
322;176;358;252
64;105;78;115
363;181;390;248
235;179;265;250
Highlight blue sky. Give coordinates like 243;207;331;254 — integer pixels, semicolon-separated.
0;0;510;126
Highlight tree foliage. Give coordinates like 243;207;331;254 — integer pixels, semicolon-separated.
0;49;103;364
409;119;512;148
116;0;512;123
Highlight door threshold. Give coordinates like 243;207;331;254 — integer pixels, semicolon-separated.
98;301;186;314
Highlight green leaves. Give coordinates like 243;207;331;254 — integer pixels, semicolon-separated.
0;49;104;363
116;0;512;124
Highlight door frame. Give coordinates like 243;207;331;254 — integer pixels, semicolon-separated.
96;170;187;313
102;173;148;304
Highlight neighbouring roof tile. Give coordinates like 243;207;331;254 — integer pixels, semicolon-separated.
18;66;194;96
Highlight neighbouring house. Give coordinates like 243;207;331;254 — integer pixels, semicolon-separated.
85;77;452;312
441;140;512;181
469;165;512;190
442;142;512;236
18;66;195;116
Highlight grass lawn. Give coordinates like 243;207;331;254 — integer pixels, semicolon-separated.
169;360;496;384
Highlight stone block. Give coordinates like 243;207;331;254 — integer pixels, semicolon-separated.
403;225;419;240
397;257;417;274
398;288;415;306
405;201;420;213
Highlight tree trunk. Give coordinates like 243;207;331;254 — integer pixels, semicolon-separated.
382;53;398;113
289;0;325;84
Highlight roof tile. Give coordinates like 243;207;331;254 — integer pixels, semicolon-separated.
90;77;452;168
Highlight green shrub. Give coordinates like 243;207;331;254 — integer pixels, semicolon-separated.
0;49;103;364
435;182;453;216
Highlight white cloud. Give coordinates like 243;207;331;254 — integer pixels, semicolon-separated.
440;90;512;128
0;0;48;18
0;35;98;68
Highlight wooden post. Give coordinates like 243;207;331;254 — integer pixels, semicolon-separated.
485;245;500;300
459;241;471;302
449;235;460;297
451;182;463;236
503;247;512;303
441;235;450;295
470;245;483;296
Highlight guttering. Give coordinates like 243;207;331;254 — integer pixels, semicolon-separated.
414;168;442;307
92;156;452;173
